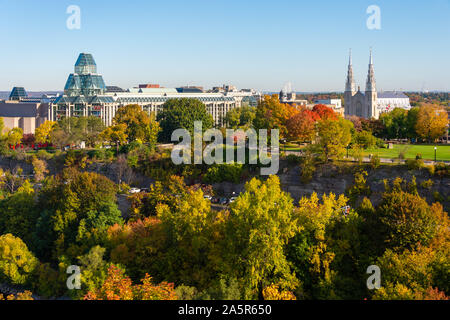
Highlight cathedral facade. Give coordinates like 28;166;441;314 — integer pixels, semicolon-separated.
344;49;379;119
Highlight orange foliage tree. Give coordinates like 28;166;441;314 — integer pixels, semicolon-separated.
84;265;177;300
286;107;320;142
262;284;297;300
312;104;339;120
254;94;298;139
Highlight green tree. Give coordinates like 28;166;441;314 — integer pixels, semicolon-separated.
157;98;213;142
225;105;256;129
380;108;409;139
34;170;123;261
352;130;377;149
0;181;38;245
286;192;356;299
373;187;443;252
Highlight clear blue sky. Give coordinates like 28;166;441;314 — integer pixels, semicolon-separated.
0;0;449;92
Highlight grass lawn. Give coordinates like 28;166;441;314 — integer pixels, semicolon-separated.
280;143;307;152
364;144;450;161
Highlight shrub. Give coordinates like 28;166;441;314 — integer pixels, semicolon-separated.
434;162;449;177
286;154;302;165
398;146;410;160
433;191;444;202
204;163;243;184
406;158;424;170
36;149;54;160
420;179;434;190
346;170;371;205
376;139;386;148
299;152;316;184
352;130;377;149
87;149;115;162
426;164;435;176
370;154;381;169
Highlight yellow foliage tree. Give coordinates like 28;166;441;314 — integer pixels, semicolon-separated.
35;120;57;144
415;105;448;142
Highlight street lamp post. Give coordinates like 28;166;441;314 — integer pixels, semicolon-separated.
434;146;437;162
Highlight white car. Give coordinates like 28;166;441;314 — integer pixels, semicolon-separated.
129;188;141;194
204;195;212;200
229;197;237;203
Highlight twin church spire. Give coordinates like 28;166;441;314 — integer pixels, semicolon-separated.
345;48;376;93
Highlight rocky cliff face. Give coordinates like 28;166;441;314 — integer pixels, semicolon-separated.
278;162;449;209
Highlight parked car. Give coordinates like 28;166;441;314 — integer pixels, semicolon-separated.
129;188;141;194
220;198;229;205
204;195;212;200
229;196;237;203
211;197;220;204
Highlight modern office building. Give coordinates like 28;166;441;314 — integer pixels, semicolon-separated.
49;53;261;127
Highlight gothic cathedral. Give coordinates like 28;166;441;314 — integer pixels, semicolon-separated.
344;49;379;119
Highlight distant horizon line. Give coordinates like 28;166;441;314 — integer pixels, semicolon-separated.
0;90;449;94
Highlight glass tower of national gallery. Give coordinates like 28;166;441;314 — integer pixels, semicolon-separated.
64;53;106;97
51;53;115;124
50;52;242;127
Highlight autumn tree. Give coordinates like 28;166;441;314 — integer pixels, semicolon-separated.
372;246;449;300
100;124;128;154
312;104;338;120
286;192;363;299
84;265;177;300
316;118;353;161
415;104;448;142
222;176;299;299
0;234;39;286
129;175;188;220
286;108;320;142
34;170;123;260
253;94;297;139
31;156;49;182
0;117;7;154
113;104;160;145
0;290;34;300
6;127;23;147
262;284;297;300
35;120;57;144
156;188;216;289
